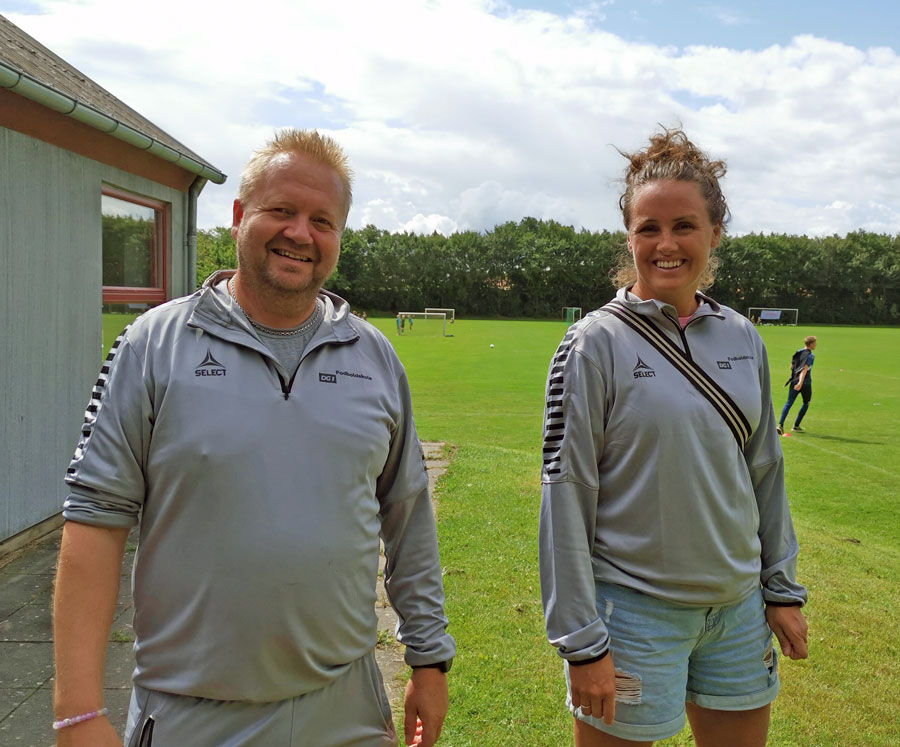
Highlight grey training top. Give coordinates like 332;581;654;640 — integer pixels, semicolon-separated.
539;288;807;663
63;270;455;701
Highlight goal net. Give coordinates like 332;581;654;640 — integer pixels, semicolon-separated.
562;307;582;325
396;312;448;337
747;307;798;326
425;307;455;323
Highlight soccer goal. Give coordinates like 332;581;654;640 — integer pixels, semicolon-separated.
397;312;448;336
562;307;582;325
747;307;798;326
425;307;455;323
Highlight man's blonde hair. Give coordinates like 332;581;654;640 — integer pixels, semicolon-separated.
238;129;353;224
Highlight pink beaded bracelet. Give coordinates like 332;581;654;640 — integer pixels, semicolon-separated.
52;706;109;730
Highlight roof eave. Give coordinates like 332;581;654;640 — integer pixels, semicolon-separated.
0;60;226;185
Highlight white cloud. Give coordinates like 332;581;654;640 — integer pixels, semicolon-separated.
456;181;581;230
401;213;460;236
7;0;900;237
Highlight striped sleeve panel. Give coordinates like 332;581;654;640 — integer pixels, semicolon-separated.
542;325;579;478
66;327;131;477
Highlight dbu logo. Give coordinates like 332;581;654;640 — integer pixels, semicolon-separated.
319;373;337;383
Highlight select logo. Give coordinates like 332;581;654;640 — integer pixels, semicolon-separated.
319;373;337;384
195;349;226;377
633;356;656;379
717;361;733;370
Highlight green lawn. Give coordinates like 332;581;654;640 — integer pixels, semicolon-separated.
101;309;900;745
102;312;140;357
370;317;900;746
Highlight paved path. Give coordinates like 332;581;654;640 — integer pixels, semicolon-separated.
0;442;449;745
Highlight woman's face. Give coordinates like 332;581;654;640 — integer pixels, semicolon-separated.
626;179;722;316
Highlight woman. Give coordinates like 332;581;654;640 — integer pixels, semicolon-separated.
777;336;818;434
539;128;808;746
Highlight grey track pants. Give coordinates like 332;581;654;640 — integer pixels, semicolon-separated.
123;651;397;746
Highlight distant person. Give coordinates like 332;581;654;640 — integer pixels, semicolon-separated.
53;129;454;747
777;336;818;435
396;312;403;335
401;314;407;333
540;127;808;746
408;315;414;332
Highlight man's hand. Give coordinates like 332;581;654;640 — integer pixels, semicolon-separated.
55;716;120;746
793;382;802;391
765;604;809;660
403;667;448;746
568;654;616;726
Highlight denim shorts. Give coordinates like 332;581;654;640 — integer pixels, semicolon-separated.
565;581;779;742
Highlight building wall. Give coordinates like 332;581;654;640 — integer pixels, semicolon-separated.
0;127;188;543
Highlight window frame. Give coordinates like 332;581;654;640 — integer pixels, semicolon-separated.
101;186;169;305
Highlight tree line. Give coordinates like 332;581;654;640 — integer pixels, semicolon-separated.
197;220;900;324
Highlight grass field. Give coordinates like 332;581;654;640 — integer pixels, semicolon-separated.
101;311;900;745
375;318;900;747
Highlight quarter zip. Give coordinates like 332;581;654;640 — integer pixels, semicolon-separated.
185;279;361;401
662;308;693;361
279;335;356;401
187;319;295;398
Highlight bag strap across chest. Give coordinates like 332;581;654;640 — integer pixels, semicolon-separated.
601;300;752;450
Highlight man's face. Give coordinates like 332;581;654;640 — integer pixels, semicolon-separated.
232;152;346;302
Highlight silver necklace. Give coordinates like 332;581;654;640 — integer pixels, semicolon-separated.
228;277;322;337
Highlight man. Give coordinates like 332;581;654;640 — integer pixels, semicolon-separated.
53;130;454;746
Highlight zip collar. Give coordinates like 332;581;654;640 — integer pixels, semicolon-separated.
187;269;360;350
615;286;724;325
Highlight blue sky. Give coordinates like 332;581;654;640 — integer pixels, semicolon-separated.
505;1;899;52
4;0;899;237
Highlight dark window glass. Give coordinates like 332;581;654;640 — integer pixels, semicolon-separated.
101;188;168;305
102;195;159;287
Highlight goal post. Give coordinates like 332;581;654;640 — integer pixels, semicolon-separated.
562;307;582;325
396;312;448;337
747;307;798;326
425;307;455;323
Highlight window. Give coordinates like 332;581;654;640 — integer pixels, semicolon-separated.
101;187;168;307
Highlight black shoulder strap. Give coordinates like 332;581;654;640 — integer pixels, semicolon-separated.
602;301;752;450
792;348;810;372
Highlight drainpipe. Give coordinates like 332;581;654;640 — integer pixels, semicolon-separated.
186;176;206;293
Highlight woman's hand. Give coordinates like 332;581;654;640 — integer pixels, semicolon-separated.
766;605;809;660
569;654;617;725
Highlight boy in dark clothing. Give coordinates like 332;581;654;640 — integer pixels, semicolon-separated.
777;336;817;434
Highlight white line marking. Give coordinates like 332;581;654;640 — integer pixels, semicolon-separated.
789;438;899;480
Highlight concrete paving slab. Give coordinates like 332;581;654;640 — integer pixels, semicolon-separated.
21;580;54;610
0;688;35;723
0;536;59;577
0;603;52;642
0;686;54;746
0;575;49;620
101;642;137;690
0;641;53;690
